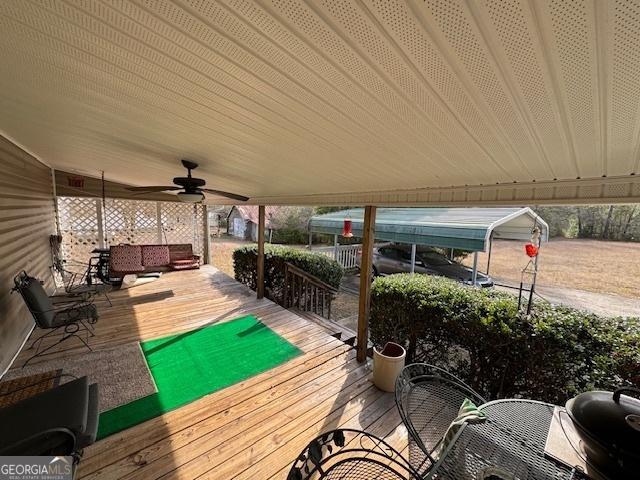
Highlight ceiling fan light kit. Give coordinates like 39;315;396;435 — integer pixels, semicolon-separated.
177;191;205;203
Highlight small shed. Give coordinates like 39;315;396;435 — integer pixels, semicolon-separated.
309;207;548;282
227;206;278;241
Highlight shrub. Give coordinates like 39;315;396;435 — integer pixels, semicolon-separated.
233;245;343;302
268;207;313;245
369;273;640;404
270;228;308;245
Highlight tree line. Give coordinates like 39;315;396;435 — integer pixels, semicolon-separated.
535;205;639;241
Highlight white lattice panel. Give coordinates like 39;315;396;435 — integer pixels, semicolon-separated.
58;197;206;263
57;197;100;266
104;199;159;246
160;203;205;258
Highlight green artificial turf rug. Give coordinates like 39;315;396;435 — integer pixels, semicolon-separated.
97;315;302;439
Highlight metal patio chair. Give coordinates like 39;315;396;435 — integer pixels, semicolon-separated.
12;272;99;366
287;429;422;480
395;363;487;470
52;263;113;306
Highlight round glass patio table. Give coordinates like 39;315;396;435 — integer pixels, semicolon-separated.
425;399;588;480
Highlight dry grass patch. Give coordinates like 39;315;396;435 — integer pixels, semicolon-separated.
466;238;640;298
210;236;252;277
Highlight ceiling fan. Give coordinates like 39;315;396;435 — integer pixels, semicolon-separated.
126;160;249;203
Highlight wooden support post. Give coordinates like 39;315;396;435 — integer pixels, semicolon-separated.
357;206;376;362
333;234;339;261
257;205;266;299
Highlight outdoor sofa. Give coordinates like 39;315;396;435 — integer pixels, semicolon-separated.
109;243;200;279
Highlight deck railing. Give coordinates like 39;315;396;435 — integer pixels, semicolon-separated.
312;244;361;270
283;262;338;319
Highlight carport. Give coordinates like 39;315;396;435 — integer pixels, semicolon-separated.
309;207;549;284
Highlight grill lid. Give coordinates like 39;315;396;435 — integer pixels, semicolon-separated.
566;387;640;453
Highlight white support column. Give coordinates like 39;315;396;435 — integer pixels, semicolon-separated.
333;234;339;261
410;244;417;274
51;168;61;237
96;199;105;249
472;251;479;286
156;202;163;244
203;205;211;265
486;233;494;275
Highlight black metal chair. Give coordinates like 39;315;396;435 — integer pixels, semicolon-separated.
12;272;99;366
395;363;487;471
287;429;422;480
52;263;113;306
0;375;99;468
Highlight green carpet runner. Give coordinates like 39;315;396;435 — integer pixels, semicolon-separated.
97;315;301;439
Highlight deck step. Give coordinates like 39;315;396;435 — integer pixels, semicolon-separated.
288;309;357;347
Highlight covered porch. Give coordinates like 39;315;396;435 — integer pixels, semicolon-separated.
1;0;640;478
12;265;407;479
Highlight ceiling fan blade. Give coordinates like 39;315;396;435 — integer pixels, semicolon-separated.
126;186;181;192
201;188;249;202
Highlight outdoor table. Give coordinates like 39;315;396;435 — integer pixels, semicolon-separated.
425;399;589;480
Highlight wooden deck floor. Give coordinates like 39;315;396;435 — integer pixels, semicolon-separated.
16;266;407;479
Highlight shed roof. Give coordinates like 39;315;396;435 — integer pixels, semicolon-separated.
309;208;548;252
228;206;281;228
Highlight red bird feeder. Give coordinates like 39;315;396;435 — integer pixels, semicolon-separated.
525;243;539;258
342;218;353;238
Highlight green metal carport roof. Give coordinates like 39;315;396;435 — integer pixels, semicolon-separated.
309;207;548;252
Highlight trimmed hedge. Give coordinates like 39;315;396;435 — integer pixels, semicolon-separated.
233;245;343;301
370;273;640;404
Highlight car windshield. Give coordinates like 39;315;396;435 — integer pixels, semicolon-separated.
420;251;453;267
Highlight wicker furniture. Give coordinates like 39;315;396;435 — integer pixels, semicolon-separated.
287;429;422;480
395;363;486;471
0;370;62;408
427;399;589;480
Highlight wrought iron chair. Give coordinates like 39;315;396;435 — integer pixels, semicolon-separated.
395;363;487;470
12;272;99;366
51;263;113;306
287;429;422;480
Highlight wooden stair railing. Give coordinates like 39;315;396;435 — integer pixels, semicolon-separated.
283;262;338;320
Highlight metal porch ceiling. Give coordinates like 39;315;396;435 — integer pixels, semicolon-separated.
0;1;639;205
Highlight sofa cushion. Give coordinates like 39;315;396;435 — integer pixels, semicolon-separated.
141;245;170;267
168;244;195;262
109;245;144;274
170;259;199;270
